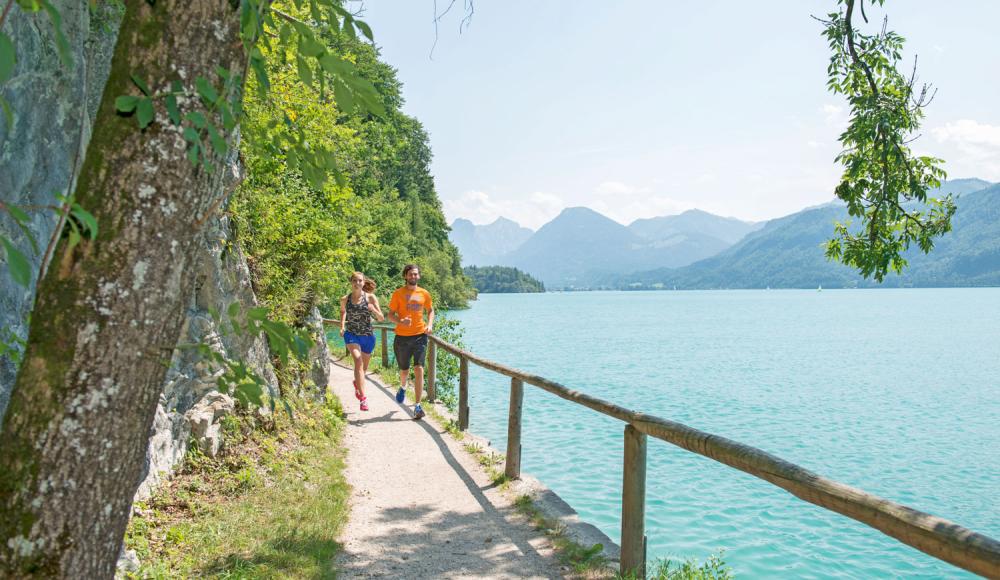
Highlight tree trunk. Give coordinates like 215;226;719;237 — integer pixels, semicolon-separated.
0;1;247;577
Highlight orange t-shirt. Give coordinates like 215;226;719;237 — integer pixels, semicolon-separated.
389;286;433;336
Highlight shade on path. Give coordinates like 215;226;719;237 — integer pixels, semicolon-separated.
329;359;566;579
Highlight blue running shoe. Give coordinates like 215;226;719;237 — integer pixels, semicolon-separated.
413;404;425;421
395;386;406;403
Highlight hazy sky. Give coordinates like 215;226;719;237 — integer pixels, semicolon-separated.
358;1;1000;229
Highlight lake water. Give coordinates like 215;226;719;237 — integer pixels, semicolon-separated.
447;289;1000;578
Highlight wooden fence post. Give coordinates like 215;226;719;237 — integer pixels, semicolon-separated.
621;424;647;577
458;355;469;431
380;327;389;368
505;377;523;479
427;339;436;402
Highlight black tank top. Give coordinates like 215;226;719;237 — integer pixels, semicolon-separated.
344;293;374;335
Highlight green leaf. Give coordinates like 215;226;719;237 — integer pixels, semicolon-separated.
240;0;260;42
296;54;313;87
70;205;98;239
0;33;15;84
115;95;140;113
318;53;352;76
207;124;228;156
298;34;325;58
227;300;241;320
235;380;264;407
342;14;356;39
195;76;219;105
16;0;42;11
354;20;374;42
278;23;292;45
332;78;355;113
250;50;270;99
40;0;72;67
182;126;200;143
340;74;385;117
165;94;181;125
136;97;155;129
1;236;31;287
6;204;30;227
0;94;12;132
66;224;82;250
2;205;36;252
186;111;207;129
130;74;151;96
247;307;268;321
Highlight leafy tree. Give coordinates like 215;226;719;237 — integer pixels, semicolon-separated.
0;0;393;575
464;265;545;293
821;0;955;281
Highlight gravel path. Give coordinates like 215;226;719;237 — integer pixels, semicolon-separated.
330;360;567;579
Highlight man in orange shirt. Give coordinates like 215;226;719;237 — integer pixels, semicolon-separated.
388;264;434;420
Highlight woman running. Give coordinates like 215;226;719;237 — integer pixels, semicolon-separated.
340;272;384;411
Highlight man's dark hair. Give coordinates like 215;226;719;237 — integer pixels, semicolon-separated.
402;264;419;277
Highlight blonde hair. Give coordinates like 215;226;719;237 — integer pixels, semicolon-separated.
362;277;376;293
350;271;365;283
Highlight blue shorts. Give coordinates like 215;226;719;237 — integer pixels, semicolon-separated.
344;331;375;354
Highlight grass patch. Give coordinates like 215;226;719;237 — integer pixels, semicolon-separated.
123;395;349;579
511;494;610;577
616;551;732;580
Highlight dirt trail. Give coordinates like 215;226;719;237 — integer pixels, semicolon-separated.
330;360;566;579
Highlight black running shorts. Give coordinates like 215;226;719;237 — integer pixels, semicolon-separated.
393;333;428;370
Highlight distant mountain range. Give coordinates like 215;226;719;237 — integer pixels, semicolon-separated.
448;178;998;290
450;208;760;287
605;178;999;289
449;217;533;267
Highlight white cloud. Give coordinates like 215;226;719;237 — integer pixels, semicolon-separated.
930;120;1000;181
443;190;563;230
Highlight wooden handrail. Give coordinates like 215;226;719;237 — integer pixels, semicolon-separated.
416;331;1000;578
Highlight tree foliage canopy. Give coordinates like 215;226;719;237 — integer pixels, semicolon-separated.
821;0;955;282
233;5;473;324
464;265;545;294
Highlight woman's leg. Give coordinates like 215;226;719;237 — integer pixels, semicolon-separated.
346;343;365;398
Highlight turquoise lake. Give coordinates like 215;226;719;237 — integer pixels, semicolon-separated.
444;289;1000;578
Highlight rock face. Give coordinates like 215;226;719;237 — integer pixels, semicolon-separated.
0;0;122;416
0;2;329;504
134;214;287;500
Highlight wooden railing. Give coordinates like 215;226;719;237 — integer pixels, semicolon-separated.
369;325;1000;577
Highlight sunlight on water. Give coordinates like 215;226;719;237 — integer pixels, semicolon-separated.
450;289;1000;579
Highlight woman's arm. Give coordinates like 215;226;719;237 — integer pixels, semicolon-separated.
338;296;347;335
368;294;385;322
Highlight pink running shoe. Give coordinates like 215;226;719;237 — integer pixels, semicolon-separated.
360;398;369;411
354;379;362;401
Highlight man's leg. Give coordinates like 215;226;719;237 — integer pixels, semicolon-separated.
394;335;409;391
413;365;424;404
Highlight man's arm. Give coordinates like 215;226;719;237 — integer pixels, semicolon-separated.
387;292;404;325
